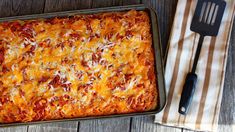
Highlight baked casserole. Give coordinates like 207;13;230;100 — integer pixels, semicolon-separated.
0;10;158;123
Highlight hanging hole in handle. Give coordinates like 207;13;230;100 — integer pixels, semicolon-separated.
181;107;186;112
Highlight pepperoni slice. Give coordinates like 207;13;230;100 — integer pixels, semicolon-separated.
19;109;27;121
38;76;50;83
24;45;36;56
124;73;133;81
58;95;71;106
56;42;65;50
39;39;51;48
92;52;101;64
34;98;47;110
116;33;124;40
1;22;10;29
10;21;22;32
127;95;134;105
0;95;10;105
76;72;83;79
48;75;71;91
134;94;146;111
70;33;80;40
20;23;35;38
127;94;148;111
62;83;71;92
111;14;122;22
0;47;5;65
48;75;60;88
145;60;151;66
81;59;89;68
33;98;47;120
49;96;59;106
105;32;114;40
135;17;146;23
44;18;57;25
125;30;133;38
0;81;3;86
147;68;155;81
136;83;144;89
61;57;69;64
86;21;92;33
19;89;25;97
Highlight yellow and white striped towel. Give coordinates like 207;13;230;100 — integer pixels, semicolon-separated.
154;0;235;131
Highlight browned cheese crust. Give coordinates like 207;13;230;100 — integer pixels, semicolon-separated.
0;10;158;123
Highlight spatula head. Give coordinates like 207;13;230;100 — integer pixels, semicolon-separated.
190;0;226;36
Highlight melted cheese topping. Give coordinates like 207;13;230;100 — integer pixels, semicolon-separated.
0;10;158;123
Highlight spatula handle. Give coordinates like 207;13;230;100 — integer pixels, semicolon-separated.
178;73;198;115
191;35;204;73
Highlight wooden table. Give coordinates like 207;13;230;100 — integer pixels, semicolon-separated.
0;0;234;132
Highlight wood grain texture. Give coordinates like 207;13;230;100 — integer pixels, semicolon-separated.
90;0;122;8
131;116;182;132
0;0;12;17
28;122;78;132
44;0;92;12
217;125;234;132
0;127;27;132
123;0;141;5
0;0;45;17
79;118;131;132
142;0;178;57
218;19;235;131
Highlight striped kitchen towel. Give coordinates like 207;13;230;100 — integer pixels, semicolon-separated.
154;0;235;131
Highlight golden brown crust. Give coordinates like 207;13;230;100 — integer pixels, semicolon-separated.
0;10;158;123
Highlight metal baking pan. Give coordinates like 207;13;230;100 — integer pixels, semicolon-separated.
0;4;166;127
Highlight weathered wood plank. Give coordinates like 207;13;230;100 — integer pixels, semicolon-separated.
172;124;235;132
0;127;28;132
44;0;92;12
142;0;178;57
10;0;45;15
122;0;141;5
182;125;234;132
79;117;131;132
28;122;78;132
0;0;45;17
131;116;182;132
217;18;235;132
0;0;12;17
218;125;234;132
91;0;122;8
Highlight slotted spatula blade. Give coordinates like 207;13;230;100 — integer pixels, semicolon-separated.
178;0;226;115
191;0;226;36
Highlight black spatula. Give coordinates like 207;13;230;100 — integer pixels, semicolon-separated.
178;0;226;115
